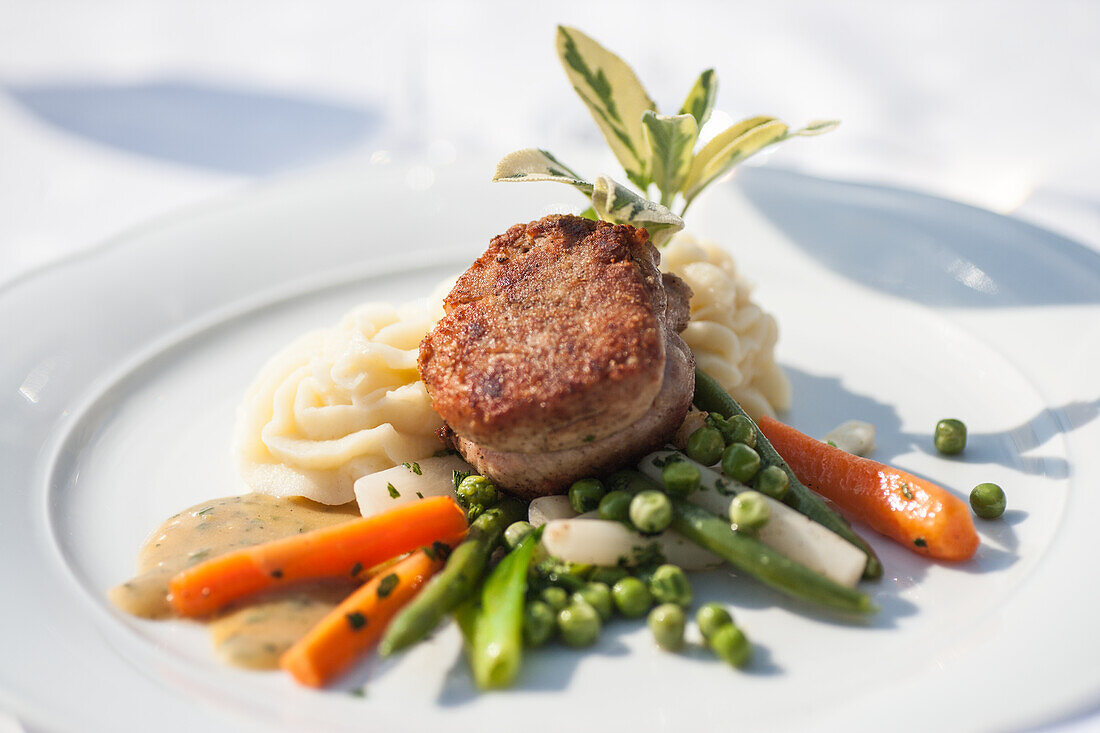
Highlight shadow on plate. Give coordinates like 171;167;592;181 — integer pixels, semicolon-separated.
785;367;1097;480
5;79;379;174
732;167;1100;308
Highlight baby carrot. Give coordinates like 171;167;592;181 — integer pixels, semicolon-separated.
758;416;979;561
281;546;445;687
169;496;466;617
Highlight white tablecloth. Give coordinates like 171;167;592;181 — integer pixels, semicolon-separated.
2;1;1098;730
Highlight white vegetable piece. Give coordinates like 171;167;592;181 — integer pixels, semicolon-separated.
353;455;471;518
528;495;578;527
638;451;867;587
540;518;721;570
824;420;876;457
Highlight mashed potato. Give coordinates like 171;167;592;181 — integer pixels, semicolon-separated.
661;233;790;420
235;234;788;503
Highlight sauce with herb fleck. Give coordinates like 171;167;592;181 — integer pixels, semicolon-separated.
109;493;360;668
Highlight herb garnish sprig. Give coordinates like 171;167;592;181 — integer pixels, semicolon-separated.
493;26;838;244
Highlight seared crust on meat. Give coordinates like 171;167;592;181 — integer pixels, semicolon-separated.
420;215;672;453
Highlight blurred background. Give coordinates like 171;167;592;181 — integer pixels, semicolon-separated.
2;0;1098;288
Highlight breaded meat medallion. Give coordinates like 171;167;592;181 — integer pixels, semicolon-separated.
418;214;694;498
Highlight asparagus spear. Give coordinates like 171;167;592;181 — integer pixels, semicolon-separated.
379;499;523;655
692;367;883;580
671;500;875;614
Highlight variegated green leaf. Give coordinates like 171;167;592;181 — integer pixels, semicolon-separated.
492;148;594;195
678;68;717;128
591;175;684;246
790;119;840;136
641;111;698;206
681;116;789;209
556;25;656;190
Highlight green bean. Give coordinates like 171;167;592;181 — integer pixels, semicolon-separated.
934;418;967;455
670;500;875;614
686;426;725;466
463;531;540;689
569;478;606;513
970;482;1006;519
381;503;518;655
648;603;685;651
693;367;883;580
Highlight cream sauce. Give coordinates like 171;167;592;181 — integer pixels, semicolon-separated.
109;493;360;668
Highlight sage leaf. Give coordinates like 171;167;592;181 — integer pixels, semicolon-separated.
681;116;789;209
492;148;594;195
556;25;656;190
592;176;684;246
678;69;717;128
641;111;699;206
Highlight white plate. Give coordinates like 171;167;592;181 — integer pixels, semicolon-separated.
2;162;1098;733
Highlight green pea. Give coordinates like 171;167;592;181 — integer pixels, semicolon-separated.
696;602;734;641
686;427;725;466
572;582;613;621
629;490;673;534
648;564;692;607
569;478;606;513
540;586;569;611
523;601;556;647
589;566;629;587
611;577;653;618
726;415;758;448
721;443;761;483
457;475;498;507
558;601;601;647
753;466;790;501
598;490;633;522
504;521;535;549
648;603;685;651
934;418;967;455
710;624;751;668
970;482;1006;519
728;490;771;532
662;461;701;498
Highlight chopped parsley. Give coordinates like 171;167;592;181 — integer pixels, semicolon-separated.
901;483;914;500
387;483;401;499
376;574;399;598
826;440;837;448
431;541;452;560
270;569;284;579
452;470;472;491
715;478;735;496
345;611;368;630
349;687;366;698
416;491;424;499
631;543;666;568
583;435;596;443
914;537;927;548
403;462;422;475
433;447;459;457
196;506;215;516
350;561;364;578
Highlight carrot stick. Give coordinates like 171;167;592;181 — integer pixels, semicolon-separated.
281;546;445;687
169;496;466;617
758;416;979;561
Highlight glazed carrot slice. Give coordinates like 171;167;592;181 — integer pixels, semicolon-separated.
169;496;466;617
281;546;445;687
758;416;979;561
